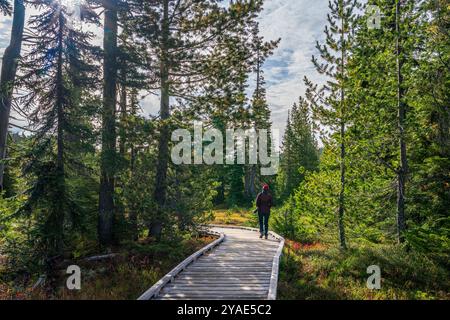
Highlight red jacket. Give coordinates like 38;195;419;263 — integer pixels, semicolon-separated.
256;191;273;214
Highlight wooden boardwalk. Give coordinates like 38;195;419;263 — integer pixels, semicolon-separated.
138;226;284;300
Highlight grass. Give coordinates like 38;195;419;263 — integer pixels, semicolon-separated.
278;240;450;300
0;235;215;300
209;207;257;227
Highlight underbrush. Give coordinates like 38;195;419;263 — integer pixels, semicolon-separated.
0;235;215;300
278;240;450;300
209;207;257;227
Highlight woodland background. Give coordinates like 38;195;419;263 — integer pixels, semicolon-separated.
0;0;448;299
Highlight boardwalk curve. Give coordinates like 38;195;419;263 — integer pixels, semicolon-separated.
137;225;285;300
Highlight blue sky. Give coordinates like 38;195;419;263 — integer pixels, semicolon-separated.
0;0;329;135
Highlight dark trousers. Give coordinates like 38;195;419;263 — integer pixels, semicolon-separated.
258;212;270;235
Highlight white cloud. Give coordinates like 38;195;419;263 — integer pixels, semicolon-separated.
0;16;12;58
257;0;329;134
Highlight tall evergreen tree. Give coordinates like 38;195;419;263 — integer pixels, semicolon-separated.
395;0;408;243
278;97;319;200
245;21;278;200
305;0;359;249
347;0;423;244
277;110;293;198
98;0;119;246
406;0;450;253
17;0;99;256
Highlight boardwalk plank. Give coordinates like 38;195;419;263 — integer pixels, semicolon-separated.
138;226;284;300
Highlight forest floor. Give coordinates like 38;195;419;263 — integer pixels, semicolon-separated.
278;239;450;300
0;235;216;300
0;207;249;300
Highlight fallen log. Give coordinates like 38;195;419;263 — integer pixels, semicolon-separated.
84;253;118;262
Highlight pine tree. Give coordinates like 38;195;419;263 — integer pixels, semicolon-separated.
406;0;450;253
129;0;269;236
191;15;278;206
17;0;99;257
278;97;319;200
395;0;408;243
346;0;423;244
245;21;279;200
305;0;360;249
347;0;450;250
277;110;293;199
114;25;150;241
98;0;120;246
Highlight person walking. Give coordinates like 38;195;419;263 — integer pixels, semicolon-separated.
256;184;273;239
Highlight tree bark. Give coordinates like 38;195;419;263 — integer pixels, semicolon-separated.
54;10;66;255
99;0;118;246
247;48;261;199
119;80;127;156
338;1;347;249
115;81;126;242
338;120;346;249
244;167;250;197
249;165;257;197
215;173;225;204
150;0;170;240
129;144;138;241
0;0;25;190
396;0;407;243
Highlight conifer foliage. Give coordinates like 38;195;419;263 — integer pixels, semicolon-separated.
304;0;360;249
277;97;319;201
17;0;100;256
0;0;448;296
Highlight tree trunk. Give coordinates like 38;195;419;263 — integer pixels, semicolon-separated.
150;0;170;240
215;173;225;204
129;144;138;241
244;164;257;199
248;48;261;199
244;166;250;197
249;165;257;197
54;11;66;255
338;4;347;250
99;0;118;246
338;120;346;249
119;81;127;156
396;0;407;243
0;0;25;190
114;81;126;241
